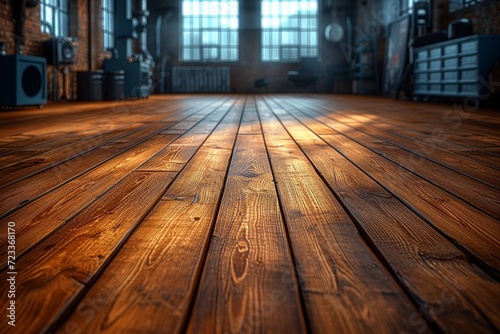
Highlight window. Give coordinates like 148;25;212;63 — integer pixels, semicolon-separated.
40;0;69;37
181;0;239;62
261;0;318;62
102;0;114;50
449;0;483;12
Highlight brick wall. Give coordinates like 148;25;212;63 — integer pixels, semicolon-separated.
435;0;500;35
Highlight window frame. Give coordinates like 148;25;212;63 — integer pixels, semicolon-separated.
40;0;69;37
180;0;240;63
261;0;319;63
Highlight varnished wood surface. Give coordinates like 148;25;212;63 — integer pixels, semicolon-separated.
0;94;498;334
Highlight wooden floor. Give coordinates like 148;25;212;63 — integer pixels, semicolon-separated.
0;94;499;333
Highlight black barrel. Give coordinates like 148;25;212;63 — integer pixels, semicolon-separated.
77;71;103;101
104;70;125;100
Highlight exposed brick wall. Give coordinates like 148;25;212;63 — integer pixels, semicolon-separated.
436;0;500;35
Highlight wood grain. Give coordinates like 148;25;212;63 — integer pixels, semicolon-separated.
0;171;176;334
187;110;306;333
137;97;238;171
55;97;244;333
0;123;170;218
257;97;424;333
278;96;500;189
0;134;178;268
0;94;498;333
270;96;500;275
266;96;500;332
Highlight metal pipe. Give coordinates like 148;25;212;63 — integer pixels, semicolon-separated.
88;0;93;70
155;14;162;58
135;0;154;66
156;11;173;58
13;0;26;54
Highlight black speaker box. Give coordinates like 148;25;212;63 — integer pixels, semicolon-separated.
43;37;78;66
0;55;47;107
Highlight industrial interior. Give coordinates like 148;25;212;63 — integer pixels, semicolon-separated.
0;0;499;333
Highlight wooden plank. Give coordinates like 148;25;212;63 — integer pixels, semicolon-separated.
279;96;500;190
256;97;424;333
0;131;68;149
374;122;500;152
202;99;246;149
268;96;500;275
238;101;261;135
324;96;500;138
264;96;500;332
341;117;500;189
55;98;244;333
371;122;500;170
138;97;239;171
0;171;176;334
167;99;236;147
186;128;305;332
0;149;48;168
0;123;170;218
0;122;151;169
0;95;211;149
160;96;229;132
292;95;500;155
0;104;141;145
0;124;152;188
137;146;200;172
0;134;178;268
274;98;500;218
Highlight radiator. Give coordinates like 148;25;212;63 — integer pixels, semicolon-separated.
171;66;231;93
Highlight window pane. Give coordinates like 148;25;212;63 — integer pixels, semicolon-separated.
183;48;191;60
230;48;237;61
192;32;200;45
262;47;270;61
221;48;228;60
60;0;68;11
309;31;317;45
181;0;239;62
46;7;53;28
192;18;200;28
203;47;218;59
271;48;279;60
263;31;270;45
40;0;70;37
183;1;192;15
230;31;238;46
109;13;114;31
184;32;191;45
261;0;318;62
54;11;60;35
101;0;115;50
61;13;68;36
193;48;201;60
